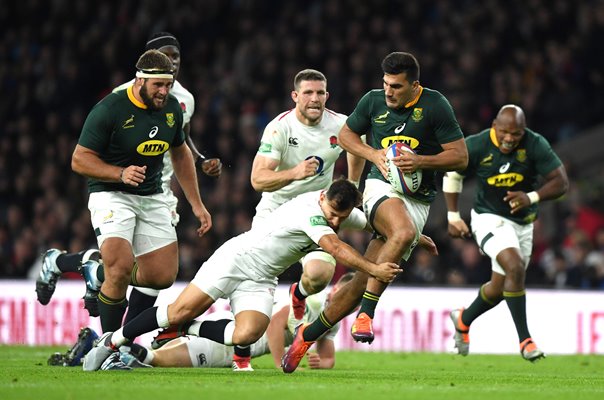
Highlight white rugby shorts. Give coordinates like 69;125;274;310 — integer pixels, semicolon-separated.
470;209;533;275
88;191;176;257
362;178;429;261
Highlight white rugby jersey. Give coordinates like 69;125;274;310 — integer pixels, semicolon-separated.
222;190;367;280
255;109;347;211
113;80;194;194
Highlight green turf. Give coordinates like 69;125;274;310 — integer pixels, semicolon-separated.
1;346;603;400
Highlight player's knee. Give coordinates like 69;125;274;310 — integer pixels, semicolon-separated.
142;269;177;289
387;228;416;252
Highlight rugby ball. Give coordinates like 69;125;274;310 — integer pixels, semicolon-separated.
386;143;422;195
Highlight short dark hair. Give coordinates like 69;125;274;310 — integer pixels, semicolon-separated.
325;178;362;211
294;69;327;91
136;49;174;73
381;52;420;83
145;32;180;51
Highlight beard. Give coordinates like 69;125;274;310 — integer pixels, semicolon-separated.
140;83;167;110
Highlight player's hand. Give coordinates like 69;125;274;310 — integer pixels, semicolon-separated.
447;220;471;239
306;352;322;369
194;206;212;237
418;234;439;255
503;191;528;214
372;262;402;283
372;148;390;180
120;165;146;186
201;158;222;177
391;150;421;173
293;157;320;180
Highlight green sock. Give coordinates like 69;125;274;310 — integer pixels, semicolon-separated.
462;285;500;326
358;291;380;319
98;291;128;332
303;311;333;342
504;290;530;342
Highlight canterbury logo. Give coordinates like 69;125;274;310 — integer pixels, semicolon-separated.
122;115;134;129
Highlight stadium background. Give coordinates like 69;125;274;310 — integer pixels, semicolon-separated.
1;0;603;292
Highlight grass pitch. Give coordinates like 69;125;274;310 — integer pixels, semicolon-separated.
1;346;603;400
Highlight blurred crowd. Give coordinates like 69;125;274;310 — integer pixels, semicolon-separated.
1;0;604;289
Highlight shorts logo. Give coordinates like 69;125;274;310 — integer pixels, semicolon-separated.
122;114;135;129
102;210;114;224
310;216;328;226
166;113;175;128
198;354;207;366
259;142;272;153
412;108;423;122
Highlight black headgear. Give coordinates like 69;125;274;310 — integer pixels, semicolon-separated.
145;32;180;51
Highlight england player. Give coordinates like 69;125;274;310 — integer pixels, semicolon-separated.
35;32;221;327
444;104;568;362
250;69;365;322
83;179;402;371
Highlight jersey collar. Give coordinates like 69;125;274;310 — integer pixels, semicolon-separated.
404;85;423;108
127;85;147;109
489;127;499;147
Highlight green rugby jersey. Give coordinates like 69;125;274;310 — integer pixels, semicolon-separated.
78;86;185;195
347;87;463;203
462;127;562;224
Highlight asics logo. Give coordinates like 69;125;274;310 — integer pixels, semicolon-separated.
149;126;159;138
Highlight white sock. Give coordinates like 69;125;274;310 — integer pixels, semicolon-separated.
186;321;202;336
156;305;170;328
298;280;310;297
143;350;155;365
134;287;160;297
111;329;126;347
223;321;235;346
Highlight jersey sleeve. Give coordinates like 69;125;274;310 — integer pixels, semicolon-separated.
256;119;286;161
532;133;562;176
459;133;481;177
430;94;464;144
78;102;115;152
345;91;373;135
171;104;186;147
302;213;338;246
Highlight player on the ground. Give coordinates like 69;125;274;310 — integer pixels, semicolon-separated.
444;104;568;362
250;69;365;322
116;273;354;370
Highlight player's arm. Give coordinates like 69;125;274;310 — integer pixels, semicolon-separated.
443;171;471;238
346;150;366;189
339;124;388;178
170;143;212;236
266;305;290;368
395;138;468;174
318;234;400;283
72;144;147;186
307;338;335;369
184;122;222;178
504;165;569;214
250;153;319;192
